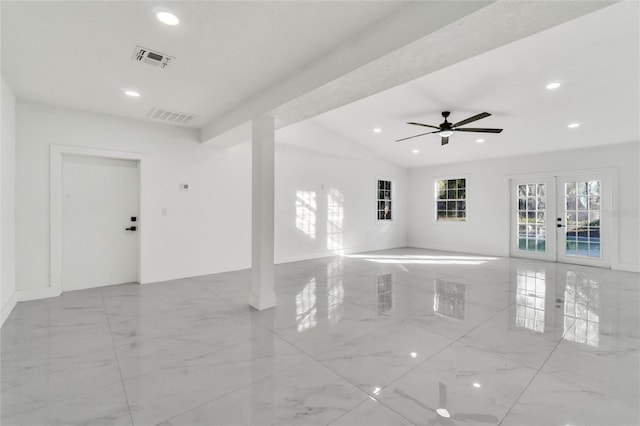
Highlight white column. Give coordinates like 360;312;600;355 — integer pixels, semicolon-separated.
250;115;276;310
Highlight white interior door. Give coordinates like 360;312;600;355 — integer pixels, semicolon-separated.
511;173;611;268
62;155;139;291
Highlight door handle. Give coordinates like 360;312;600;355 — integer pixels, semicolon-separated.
125;226;137;231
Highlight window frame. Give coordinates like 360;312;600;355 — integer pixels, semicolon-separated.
376;177;394;222
434;175;468;223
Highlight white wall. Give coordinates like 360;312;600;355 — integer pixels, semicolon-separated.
1;75;17;325
15;101;408;297
408;141;640;271
16;101;251;295
275;144;407;262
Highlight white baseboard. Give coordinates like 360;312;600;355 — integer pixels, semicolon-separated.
17;286;61;302
1;291;18;327
612;263;640;273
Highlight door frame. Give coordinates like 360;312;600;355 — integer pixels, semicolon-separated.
508;167;618;268
51;145;146;295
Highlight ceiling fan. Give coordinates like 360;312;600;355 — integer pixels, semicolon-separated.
397;111;503;145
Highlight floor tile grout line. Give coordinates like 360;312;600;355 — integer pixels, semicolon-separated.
370;301;517;400
153;329;315;425
497;320;578;425
99;287;136;426
1;295;133;421
269;329;418;426
285;322;429;426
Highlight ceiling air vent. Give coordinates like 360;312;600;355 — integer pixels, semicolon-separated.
133;45;174;68
148;107;197;125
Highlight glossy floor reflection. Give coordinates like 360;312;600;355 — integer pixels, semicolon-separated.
1;248;638;425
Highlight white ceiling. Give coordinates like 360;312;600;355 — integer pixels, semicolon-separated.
2;1;638;168
279;1;639;167
1;0;410;127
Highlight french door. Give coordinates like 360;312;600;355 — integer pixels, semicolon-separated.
511;173;610;268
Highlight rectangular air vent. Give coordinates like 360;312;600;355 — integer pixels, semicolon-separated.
148;107;197;125
133;45;174;68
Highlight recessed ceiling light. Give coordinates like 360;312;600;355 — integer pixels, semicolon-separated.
568;123;580;128
546;82;561;90
412;150;419;154
410;352;418;357
473;382;481;388
476;138;485;143
124;90;140;97
373;128;382;133
156;11;180;26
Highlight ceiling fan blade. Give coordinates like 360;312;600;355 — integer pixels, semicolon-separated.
441;136;449;145
452;112;491;127
396;130;440;142
407;121;440;130
454;128;503;133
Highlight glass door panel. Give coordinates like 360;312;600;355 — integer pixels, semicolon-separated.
511;177;556;261
557;175;609;268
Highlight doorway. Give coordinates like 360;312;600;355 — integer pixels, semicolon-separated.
510;172;611;268
61;155;139;291
50;145;145;295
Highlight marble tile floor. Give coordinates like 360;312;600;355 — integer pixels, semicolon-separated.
1;248;638;425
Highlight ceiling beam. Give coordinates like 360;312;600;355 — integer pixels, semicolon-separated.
201;0;616;147
200;1;495;145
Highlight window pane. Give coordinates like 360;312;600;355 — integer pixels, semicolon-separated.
519;185;527;197
457;179;465;189
577;182;588;196
578;197;588;210
538;198;546;209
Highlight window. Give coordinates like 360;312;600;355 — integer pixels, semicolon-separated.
436;178;466;221
377;179;392;221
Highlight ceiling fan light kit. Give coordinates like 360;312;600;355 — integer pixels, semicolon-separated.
397;111;503;145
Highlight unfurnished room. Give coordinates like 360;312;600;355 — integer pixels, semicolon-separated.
0;1;638;425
